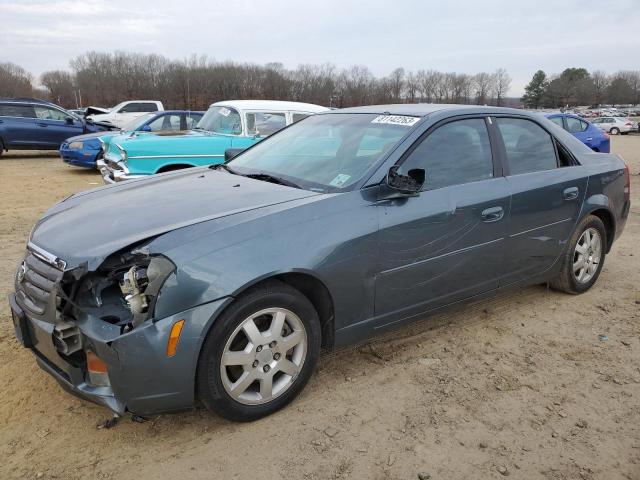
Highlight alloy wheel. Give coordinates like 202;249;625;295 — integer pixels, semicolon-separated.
573;227;602;284
220;308;307;405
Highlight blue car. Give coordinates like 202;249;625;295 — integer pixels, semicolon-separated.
0;98;110;157
60;110;204;168
545;113;610;153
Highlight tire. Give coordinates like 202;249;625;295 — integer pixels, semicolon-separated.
0;139;4;157
610;127;620;135
551;215;606;294
197;280;321;421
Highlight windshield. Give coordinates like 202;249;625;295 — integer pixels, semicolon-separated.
122;113;155;131
228;113;418;192
196;106;242;135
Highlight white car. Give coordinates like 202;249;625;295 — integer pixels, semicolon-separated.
590;116;635;135
86;100;164;128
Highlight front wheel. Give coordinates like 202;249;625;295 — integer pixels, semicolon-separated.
610;127;620;135
551;215;606;294
197;281;321;421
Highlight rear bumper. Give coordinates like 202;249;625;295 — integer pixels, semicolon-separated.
9;292;228;416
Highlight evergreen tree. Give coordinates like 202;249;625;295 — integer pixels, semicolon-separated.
521;70;547;108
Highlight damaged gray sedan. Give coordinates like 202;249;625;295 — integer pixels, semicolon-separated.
9;104;630;421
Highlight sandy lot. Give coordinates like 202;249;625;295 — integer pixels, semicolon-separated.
0;141;639;480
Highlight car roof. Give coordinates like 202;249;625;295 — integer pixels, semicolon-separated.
211;100;329;113
0;97;58;106
334;103;528;117
154;110;205;114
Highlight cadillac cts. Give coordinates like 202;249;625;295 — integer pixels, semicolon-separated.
9;105;630;421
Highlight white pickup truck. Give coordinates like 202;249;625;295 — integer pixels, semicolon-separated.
86;100;164;128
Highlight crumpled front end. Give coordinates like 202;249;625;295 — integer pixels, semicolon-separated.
60;138;102;168
97;141;145;184
9;242;227;416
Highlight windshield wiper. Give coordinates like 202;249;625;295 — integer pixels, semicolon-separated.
209;165;301;189
209;163;239;175
243;173;302;189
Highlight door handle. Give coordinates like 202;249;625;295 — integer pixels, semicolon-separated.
481;206;504;222
563;187;579;201
586;137;593;141
36;122;48;127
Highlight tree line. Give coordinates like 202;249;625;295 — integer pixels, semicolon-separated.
1;51;514;110
522;68;640;109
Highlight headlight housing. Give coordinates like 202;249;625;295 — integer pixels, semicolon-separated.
79;252;175;331
115;143;127;162
68;141;83;150
118;255;175;328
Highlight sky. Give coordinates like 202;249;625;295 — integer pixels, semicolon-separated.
1;0;639;96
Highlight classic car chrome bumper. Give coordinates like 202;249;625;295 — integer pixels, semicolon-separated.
97;159;145;184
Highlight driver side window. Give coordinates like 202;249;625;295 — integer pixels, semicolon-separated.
398;118;494;190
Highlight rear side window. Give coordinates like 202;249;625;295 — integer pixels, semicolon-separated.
292;113;309;123
549;117;564;128
566;117;589;133
399;118;494;190
496;118;557;175
121;103;158;113
0;104;36;118
246;112;286;136
185;114;202;129
147;114;182;131
34;106;69;121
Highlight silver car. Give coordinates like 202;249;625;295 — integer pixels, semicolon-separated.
591;116;635;135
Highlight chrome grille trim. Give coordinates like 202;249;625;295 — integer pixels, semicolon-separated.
16;244;66;319
28;242;66;270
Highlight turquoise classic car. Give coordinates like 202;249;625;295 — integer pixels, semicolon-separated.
98;100;328;182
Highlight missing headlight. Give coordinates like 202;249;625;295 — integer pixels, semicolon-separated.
118;256;174;328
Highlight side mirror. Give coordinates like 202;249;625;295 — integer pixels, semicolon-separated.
139;124;152;132
65;117;74;124
224;148;245;162
383;166;425;197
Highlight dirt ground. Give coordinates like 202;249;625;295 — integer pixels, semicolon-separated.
0;138;639;480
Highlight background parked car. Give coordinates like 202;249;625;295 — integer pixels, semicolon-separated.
86;100;164;128
98;100;328;183
0;98;110;156
545;112;610;152
591;116;635;135
60;110;204;168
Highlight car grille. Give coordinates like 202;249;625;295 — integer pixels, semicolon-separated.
15;246;65;320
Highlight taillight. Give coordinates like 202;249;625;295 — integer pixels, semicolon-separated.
625;122;632;127
624;162;630;196
604;132;610;139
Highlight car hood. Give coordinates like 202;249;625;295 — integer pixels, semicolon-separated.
31;169;320;270
112;130;221;155
66;131;120;143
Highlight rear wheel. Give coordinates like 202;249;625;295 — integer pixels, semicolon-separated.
197;281;321;421
610;127;620;135
551;215;606;294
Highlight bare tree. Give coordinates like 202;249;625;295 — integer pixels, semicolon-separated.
0;62;33;97
40;70;76;106
492;68;511;106
405;71;419;103
387;68;405;102
616;70;640;105
474;72;493;105
591;70;609;107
